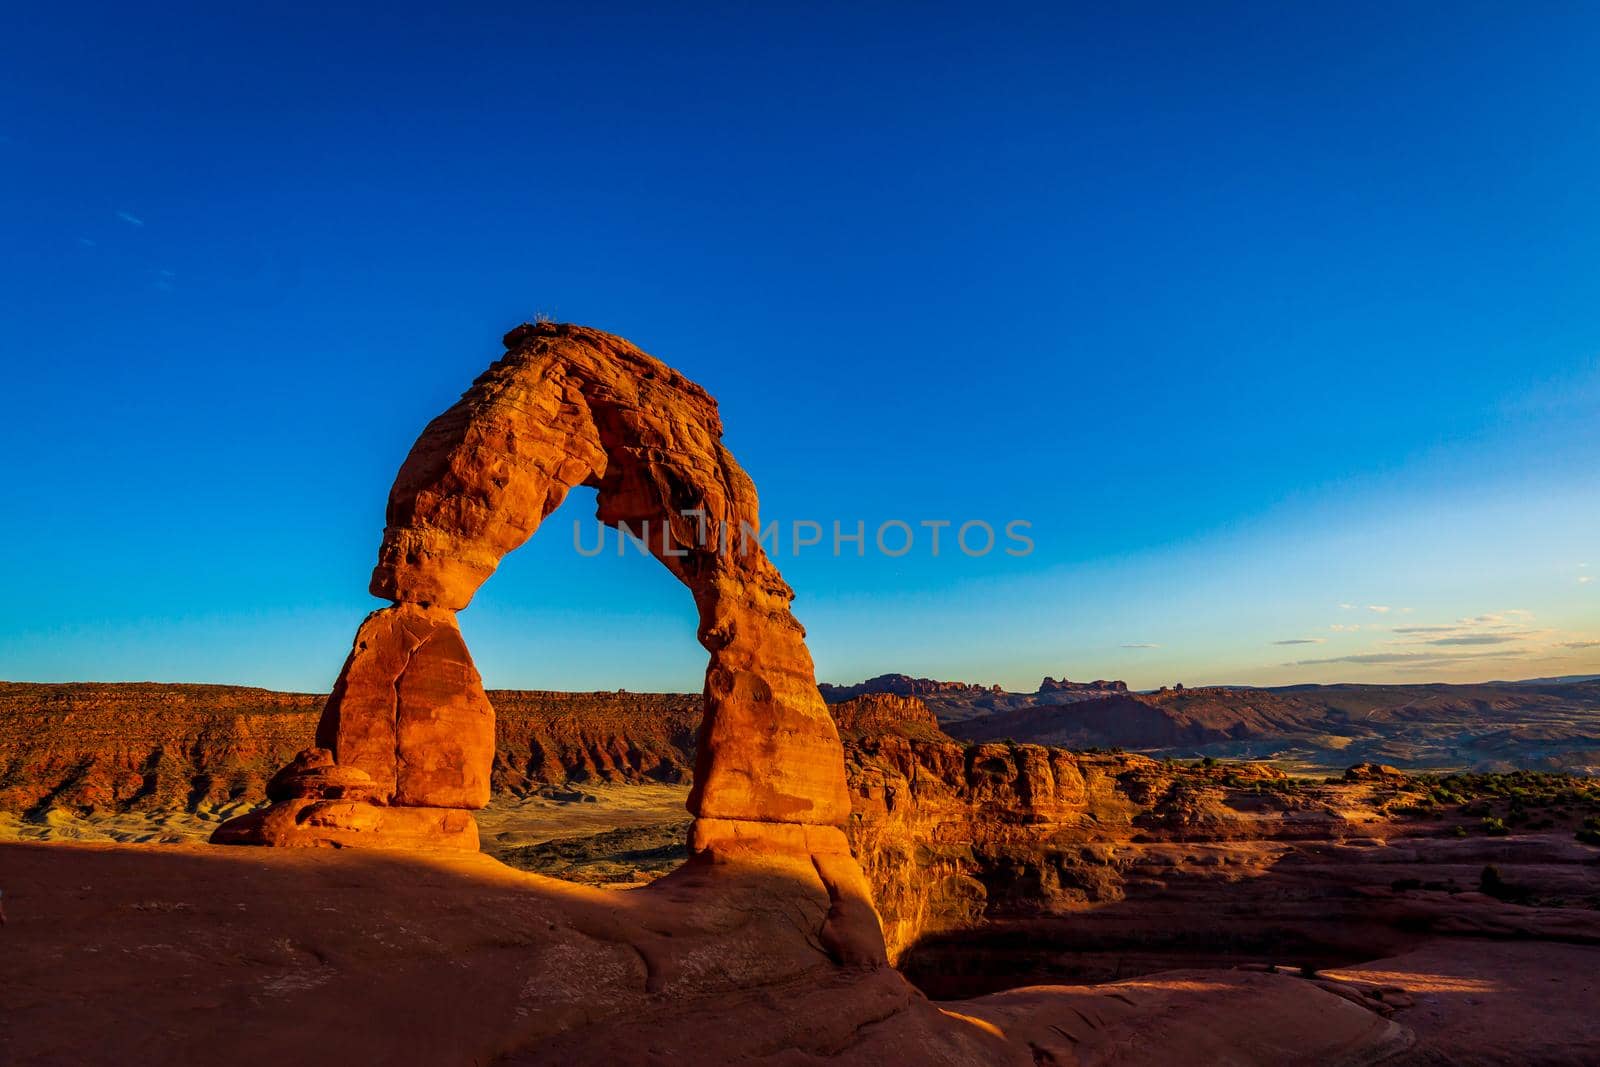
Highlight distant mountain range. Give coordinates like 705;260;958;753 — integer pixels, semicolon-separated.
820;674;1600;774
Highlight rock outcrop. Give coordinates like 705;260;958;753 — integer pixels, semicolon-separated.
491;690;701;789
829;693;947;740
0;682;320;818
211;323;879;963
1037;675;1128;695
819;674;1004;701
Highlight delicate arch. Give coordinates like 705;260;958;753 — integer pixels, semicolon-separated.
362;321;850;826
218;322;852;841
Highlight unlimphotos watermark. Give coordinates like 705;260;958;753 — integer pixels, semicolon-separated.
572;512;1033;559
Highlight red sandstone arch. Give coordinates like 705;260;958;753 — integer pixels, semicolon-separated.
214;324;879;961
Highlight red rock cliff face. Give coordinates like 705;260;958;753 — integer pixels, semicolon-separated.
842;722;1600;989
490;690;701;790
829;693;946;740
0;683;707;816
0;683;320;815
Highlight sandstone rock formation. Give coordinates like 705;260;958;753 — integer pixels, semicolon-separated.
829;692;947;740
819;673;1004;702
212;323;877;959
1037;675;1128;695
490;690;701;789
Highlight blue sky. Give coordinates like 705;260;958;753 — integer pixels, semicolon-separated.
2;3;1597;692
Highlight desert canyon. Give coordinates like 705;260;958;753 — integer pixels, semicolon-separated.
4;325;1598;1065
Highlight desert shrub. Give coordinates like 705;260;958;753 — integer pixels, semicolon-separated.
1481;816;1510;836
1479;864;1531;903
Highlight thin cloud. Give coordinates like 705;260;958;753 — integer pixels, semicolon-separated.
1580;576;1594;585
1285;649;1535;668
1367;605;1391;614
1338;603;1355;610
1392;612;1539;638
1427;634;1528;646
77;237;96;247
1120;643;1160;649
1560;640;1600;649
1273;638;1326;646
1330;623;1361;633
116;210;144;226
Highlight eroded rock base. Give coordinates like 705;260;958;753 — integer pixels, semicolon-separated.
211;799;480;851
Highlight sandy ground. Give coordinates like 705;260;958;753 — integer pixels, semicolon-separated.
476;783;690;847
0;783;692;846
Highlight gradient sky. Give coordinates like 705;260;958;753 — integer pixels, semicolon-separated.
3;3;1597;694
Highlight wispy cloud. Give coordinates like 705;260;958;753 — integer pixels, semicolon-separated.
77;237;96;247
1121;643;1160;649
1273;638;1326;646
1580;576;1594;585
1330;623;1361;633
1338;603;1355;611
116;210;144;227
1391;612;1540;639
1285;649;1534;668
1286;606;1577;677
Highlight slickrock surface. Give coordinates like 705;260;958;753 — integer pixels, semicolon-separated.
0;840;1411;1066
